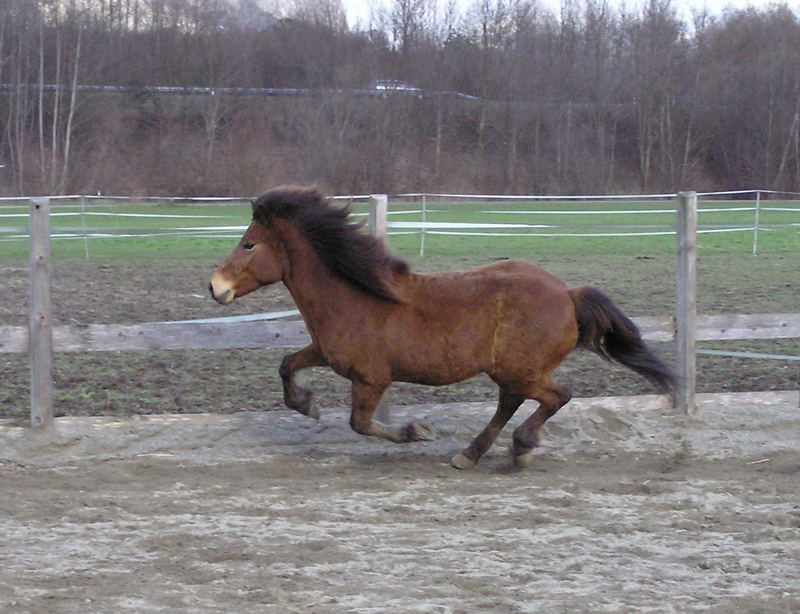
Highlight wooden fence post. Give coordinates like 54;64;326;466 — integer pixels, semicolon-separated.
368;194;388;240
29;198;54;429
676;191;698;418
368;194;391;422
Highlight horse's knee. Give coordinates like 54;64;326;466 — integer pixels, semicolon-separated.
281;361;315;417
526;382;572;411
279;355;292;380
554;388;572;408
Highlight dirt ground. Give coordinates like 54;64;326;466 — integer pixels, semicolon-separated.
1;391;798;613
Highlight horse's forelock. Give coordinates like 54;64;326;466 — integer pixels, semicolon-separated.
252;185;326;223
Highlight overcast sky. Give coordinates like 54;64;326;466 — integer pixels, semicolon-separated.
341;0;787;30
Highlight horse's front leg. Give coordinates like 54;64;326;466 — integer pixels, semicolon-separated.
350;381;435;443
279;344;327;419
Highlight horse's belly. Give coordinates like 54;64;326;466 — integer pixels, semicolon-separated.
392;367;480;387
390;346;486;386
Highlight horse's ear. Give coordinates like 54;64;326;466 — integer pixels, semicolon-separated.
249;198;260;220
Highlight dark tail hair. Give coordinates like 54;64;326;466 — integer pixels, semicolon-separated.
569;286;676;398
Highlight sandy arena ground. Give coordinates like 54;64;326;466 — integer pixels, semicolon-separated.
1;391;798;613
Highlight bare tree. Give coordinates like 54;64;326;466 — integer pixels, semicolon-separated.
3;0;800;196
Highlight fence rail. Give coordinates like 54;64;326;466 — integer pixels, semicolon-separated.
4;314;799;355
9;194;800;428
389;189;799;256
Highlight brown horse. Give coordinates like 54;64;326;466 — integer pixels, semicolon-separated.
209;186;675;469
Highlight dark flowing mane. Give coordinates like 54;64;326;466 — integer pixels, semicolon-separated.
252;186;410;303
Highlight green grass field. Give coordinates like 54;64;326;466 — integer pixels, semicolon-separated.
0;194;797;263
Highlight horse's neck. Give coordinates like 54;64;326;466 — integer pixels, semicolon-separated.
279;228;371;335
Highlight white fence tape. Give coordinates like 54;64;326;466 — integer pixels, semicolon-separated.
162;310;301;324
482;207;756;214
697;349;800;362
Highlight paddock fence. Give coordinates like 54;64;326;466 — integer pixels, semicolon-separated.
1;189;797;257
1;192;798;428
381;189;799;257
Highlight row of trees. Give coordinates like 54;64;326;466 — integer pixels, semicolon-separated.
1;0;799;196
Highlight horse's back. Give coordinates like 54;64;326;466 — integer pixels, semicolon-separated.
400;258;573;316
415;259;572;306
384;259;578;384
472;258;566;287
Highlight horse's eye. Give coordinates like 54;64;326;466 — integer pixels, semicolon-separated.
242;241;256;251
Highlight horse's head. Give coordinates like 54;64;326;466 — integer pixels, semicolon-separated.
209;219;286;305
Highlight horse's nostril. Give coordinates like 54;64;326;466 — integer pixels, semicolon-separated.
209;283;234;305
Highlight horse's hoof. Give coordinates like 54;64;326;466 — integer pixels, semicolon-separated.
285;392;317;420
513;450;535;468
287;402;319;420
407;422;435;442
450;453;476;470
284;386;314;414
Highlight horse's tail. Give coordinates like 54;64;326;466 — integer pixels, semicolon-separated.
569;286;676;398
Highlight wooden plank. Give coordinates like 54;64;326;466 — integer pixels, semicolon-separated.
29;198;54;429
53;320;311;352
0;314;797;355
676;192;698;418
697;313;800;341
0;326;28;353
632;316;675;342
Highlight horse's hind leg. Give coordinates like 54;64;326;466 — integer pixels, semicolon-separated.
350;381;435;443
279;344;326;419
512;378;572;467
451;388;525;469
